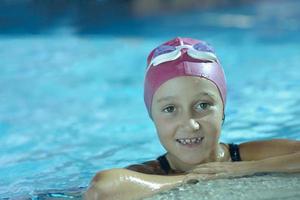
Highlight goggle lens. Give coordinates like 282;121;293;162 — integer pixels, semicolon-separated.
193;42;214;53
153;45;176;58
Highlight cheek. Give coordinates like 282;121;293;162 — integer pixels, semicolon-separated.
155;118;173;136
201;112;222;140
154;117;176;143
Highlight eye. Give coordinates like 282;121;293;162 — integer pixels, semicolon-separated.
195;102;210;111
162;105;176;113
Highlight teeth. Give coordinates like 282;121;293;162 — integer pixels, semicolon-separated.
176;137;203;145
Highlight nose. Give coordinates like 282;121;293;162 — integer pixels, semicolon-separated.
189;119;200;131
180;118;200;132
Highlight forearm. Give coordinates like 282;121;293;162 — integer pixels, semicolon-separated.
85;168;185;200
253;151;300;173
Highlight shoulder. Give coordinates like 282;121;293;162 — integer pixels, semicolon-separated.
85;167;163;200
238;139;300;161
85;168;128;199
90;168;130;188
126;160;167;175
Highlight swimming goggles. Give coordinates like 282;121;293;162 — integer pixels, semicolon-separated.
147;42;218;69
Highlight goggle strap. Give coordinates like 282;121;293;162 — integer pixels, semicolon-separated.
152;50;181;66
187;50;218;63
147;50;181;69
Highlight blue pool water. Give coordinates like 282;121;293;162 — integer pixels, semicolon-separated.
0;1;300;199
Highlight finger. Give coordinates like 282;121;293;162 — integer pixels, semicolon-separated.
190;167;224;174
184;173;214;183
188;168;214;174
195;162;223;168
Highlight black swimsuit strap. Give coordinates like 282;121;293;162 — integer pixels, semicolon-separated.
157;154;171;174
228;143;242;161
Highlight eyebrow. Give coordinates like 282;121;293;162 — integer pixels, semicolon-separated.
156;92;216;103
156;96;176;103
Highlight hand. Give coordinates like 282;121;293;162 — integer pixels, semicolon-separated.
185;161;258;182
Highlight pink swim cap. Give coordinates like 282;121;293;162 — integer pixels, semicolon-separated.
144;37;227;118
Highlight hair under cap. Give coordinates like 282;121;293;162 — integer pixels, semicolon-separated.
144;37;227;118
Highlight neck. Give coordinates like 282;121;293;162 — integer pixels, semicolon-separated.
166;143;227;172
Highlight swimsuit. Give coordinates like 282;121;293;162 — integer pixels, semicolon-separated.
157;143;242;174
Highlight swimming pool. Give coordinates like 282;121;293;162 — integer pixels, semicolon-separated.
0;0;300;199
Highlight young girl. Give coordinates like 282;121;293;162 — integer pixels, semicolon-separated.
85;37;300;200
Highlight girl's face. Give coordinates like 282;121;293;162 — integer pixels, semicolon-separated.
151;76;224;166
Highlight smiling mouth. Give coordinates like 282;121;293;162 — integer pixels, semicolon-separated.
176;136;204;145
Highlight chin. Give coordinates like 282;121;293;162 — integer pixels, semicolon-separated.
179;154;207;165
